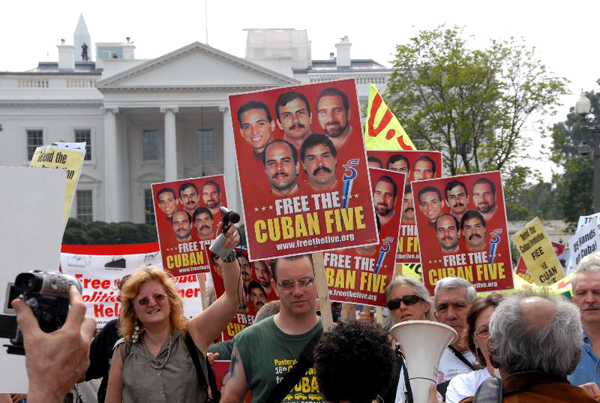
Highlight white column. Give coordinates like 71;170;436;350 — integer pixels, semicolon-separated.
102;107;120;222
220;106;240;216
161;106;179;181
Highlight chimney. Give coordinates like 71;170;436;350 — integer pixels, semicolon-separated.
335;35;351;68
57;42;76;72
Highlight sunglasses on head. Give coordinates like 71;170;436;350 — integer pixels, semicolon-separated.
387;295;422;310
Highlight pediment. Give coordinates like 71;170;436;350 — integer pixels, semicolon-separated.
96;42;298;90
135;172;164;183
79;173;101;184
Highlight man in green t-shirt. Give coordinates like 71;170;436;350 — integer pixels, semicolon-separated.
221;254;324;403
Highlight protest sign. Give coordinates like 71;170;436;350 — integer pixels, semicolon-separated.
0;167;66;393
412;171;513;293
152;175;227;277
60;243;203;327
363;84;416;151
213;361;251;403
515;241;565;282
325;168;405;307
512;217;565;286
229;79;379;260
208;248;278;341
29;141;85;228
367;150;443;263
578;213;600;232
552;241;566;257
567;216;600;274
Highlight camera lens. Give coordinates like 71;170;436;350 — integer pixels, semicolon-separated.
15;273;42;293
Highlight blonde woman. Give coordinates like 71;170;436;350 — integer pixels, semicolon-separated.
106;225;242;403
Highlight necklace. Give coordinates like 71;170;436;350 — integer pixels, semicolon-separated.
141;333;175;370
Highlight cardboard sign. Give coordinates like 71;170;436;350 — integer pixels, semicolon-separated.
412;171;513;293
29;141;85;228
60;246;203;327
0;167;67;393
325;168;405;307
229;79;379;260
367;150;443;263
208;248;278;341
567;217;600;275
152;175;227;277
512;217;565;286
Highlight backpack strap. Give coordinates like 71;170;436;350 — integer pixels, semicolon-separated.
473;377;503;403
448;345;476;370
265;329;323;403
185;332;221;402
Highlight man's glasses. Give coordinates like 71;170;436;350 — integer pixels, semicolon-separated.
136;293;167;306
276;277;315;292
387;295;423;310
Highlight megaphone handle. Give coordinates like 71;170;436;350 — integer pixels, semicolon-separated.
400;356;415;403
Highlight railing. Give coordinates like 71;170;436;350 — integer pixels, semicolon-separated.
18;79;49;88
66;79;97;88
14;78;97;88
309;74;388;85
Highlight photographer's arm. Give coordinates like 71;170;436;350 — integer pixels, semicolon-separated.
188;223;243;353
12;286;96;403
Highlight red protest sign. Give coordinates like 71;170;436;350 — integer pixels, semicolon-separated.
367;151;443;263
152;175;228;277
229;79;379;260
325;168;406;307
412;171;513;292
208;248;278;341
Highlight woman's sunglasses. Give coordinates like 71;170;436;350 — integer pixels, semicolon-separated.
387;295;423;310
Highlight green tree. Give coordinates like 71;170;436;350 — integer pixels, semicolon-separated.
550;92;599;226
62;219;158;245
386;26;568;176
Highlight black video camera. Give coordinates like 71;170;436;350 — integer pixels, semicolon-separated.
2;270;82;355
209;207;241;259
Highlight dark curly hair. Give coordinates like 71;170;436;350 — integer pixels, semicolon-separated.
314;322;395;403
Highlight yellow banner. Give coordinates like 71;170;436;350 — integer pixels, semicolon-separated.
30;142;86;228
364;84;416;151
401;263;422;280
512;217;565;286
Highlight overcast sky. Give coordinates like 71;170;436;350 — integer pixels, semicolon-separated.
2;0;599;180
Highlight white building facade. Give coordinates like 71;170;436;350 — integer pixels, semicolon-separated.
0;25;392;224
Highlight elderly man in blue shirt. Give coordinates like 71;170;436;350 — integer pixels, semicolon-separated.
571;252;600;386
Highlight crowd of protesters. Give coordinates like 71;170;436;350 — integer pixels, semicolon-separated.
7;248;600;403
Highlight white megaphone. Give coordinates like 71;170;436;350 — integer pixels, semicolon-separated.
390;320;458;403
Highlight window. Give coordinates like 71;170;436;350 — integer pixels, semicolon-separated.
27;130;43;160
76;190;93;223
197;129;214;161
75;129;92;161
143;130;160;161
144;189;156;226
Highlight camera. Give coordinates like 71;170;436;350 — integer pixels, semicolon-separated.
209;207;241;259
2;270;82;355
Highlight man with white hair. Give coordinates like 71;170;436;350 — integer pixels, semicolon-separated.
434;277;478;385
571;252;600;386
460;290;599;402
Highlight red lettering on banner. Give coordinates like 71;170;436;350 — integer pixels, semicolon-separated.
94;303;120;318
397;136;412;150
178;287;201;299
74;274;111;290
367;92;394;138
